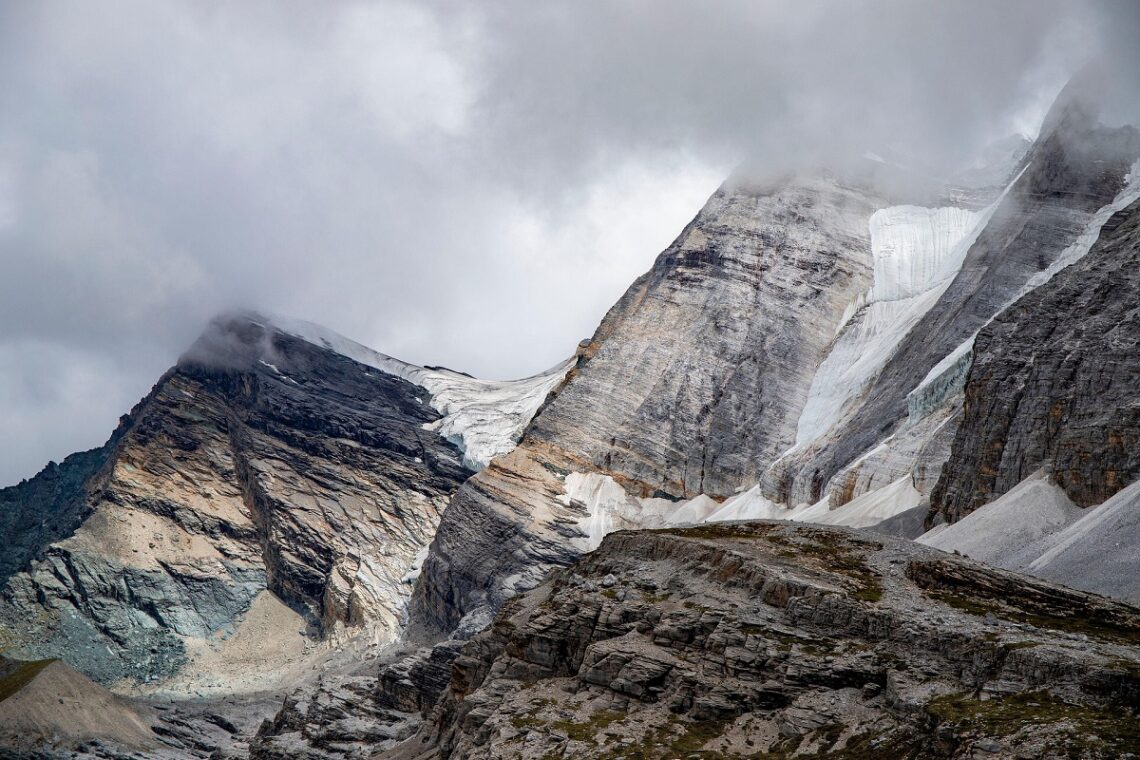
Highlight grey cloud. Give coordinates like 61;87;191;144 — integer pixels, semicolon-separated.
0;0;1137;484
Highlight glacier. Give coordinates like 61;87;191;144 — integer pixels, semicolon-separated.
266;315;573;469
794;205;983;445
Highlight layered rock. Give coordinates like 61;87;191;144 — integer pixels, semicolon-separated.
525;172;883;499
249;641;464;760
391;523;1140;759
931;197;1140;522
0;315;473;687
410;171;890;636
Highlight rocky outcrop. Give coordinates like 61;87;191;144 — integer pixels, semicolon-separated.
249;641;464;760
392;523;1140;759
0;315;472;687
931;197;1140;522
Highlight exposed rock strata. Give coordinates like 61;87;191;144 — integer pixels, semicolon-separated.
391;523;1140;759
0;316;472;686
411;172;888;635
932;197;1140;522
526;173;881;499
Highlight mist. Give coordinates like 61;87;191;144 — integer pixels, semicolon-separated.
1;0;1137;485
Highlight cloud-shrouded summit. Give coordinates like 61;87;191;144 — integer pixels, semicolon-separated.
1;0;1138;485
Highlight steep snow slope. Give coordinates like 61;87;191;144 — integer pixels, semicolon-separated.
266;315;574;469
794;204;985;445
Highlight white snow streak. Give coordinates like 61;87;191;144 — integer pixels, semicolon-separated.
269;316;573;469
558;471;918;551
794;205;983;445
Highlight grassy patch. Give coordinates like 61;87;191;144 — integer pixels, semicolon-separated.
766;530;884;603
549;709;627;742
931;591;1140;645
927;690;1140;756
661;523;780;541
0;658;54;703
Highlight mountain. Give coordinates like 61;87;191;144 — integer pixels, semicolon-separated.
5;72;1140;758
0;313;568;698
409;78;1140;642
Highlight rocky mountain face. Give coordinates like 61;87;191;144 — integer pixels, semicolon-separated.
932;197;1140;520
392;523;1140;759
0;315;478;688
5;72;1140;760
409;78;1140;643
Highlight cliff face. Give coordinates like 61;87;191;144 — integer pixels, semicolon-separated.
762;90;1140;508
409;172;891;636
0;315;473;687
527;173;881;499
931;197;1140;521
393;523;1140;760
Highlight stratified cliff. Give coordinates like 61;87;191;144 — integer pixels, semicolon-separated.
391;523;1140;760
0;315;473;687
410;171;890;636
932;196;1140;520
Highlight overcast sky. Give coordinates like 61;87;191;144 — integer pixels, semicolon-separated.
1;1;1137;485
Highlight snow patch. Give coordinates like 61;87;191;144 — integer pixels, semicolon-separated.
906;159;1140;426
906;335;974;423
267;315;573;469
557;471;918;550
797;165;1028;445
401;546;430;585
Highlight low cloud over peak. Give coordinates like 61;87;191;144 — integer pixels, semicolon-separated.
1;0;1137;484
